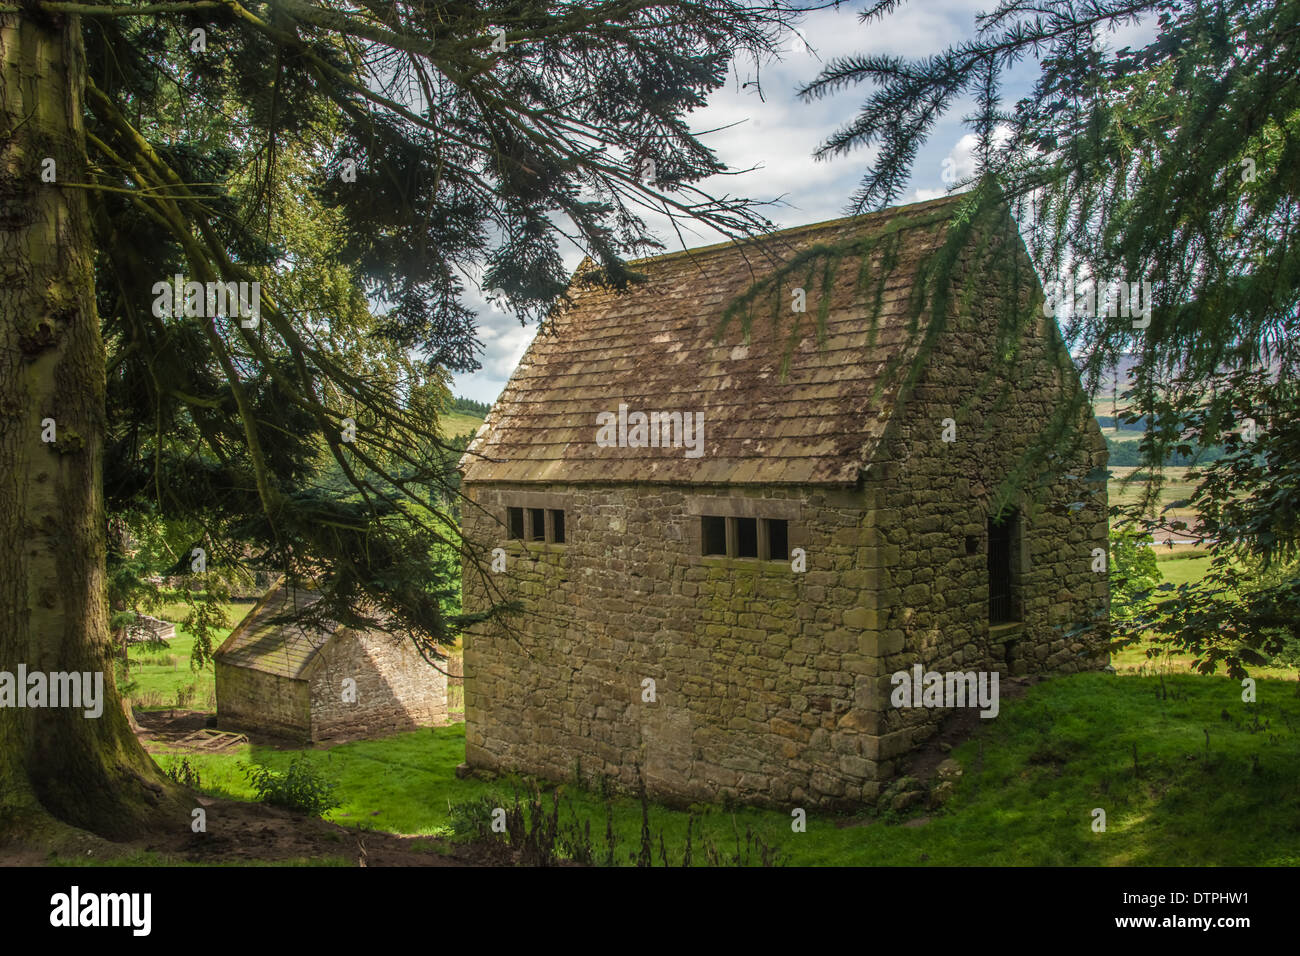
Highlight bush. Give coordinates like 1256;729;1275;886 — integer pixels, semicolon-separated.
1109;525;1162;620
1103;433;1226;468
165;756;203;790
243;756;341;816
1267;633;1300;667
1236;558;1300;668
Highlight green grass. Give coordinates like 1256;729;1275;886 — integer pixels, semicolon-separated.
1155;553;1214;588
1111;548;1298;679
150;674;1300;866
125;601;249;710
439;411;484;438
153;725;484;835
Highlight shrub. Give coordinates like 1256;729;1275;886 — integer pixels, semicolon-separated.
1267;633;1300;667
165;756;202;789
242;756;341;816
1109;525;1163;620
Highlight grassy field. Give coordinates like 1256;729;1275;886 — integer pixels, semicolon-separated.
1108;466;1201;531
1103;459;1272;675
125;601;248;710
439;411;485;438
1154;551;1214;587
1109;546;1299;679
148;672;1300;866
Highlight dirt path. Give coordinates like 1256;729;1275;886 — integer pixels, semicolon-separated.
37;709;490;866
138;798;482;866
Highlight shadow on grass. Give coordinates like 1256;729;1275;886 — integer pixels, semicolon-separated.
150;673;1300;866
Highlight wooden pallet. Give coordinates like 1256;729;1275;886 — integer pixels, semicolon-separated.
176;729;248;752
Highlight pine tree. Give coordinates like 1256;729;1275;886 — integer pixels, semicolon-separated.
0;0;793;844
799;0;1300;672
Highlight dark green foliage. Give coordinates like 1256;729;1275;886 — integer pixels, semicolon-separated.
1112;371;1300;671
178;580;231;671
1104;439;1141;467
1113;369;1300;675
243;757;341;817
1177;369;1300;567
1270;633;1300;668
79;2;797;657
1102;436;1225;467
800;0;1300;668
446;396;492;418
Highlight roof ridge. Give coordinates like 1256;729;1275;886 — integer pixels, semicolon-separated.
617;192;967;270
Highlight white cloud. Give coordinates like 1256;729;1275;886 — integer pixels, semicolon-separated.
480;321;534;381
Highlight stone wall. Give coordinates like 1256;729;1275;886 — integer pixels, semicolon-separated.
215;662;311;740
464;482;872;807
308;629;449;742
840;223;1110;777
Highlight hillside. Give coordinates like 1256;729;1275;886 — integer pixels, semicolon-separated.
440;410;486;439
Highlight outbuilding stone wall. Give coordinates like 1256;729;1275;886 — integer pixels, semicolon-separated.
215;663;311;739
308;630;449;742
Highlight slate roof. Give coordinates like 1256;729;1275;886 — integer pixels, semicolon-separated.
461;194;971;486
214;584;343;680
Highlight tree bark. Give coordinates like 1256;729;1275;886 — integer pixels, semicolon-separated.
0;8;184;842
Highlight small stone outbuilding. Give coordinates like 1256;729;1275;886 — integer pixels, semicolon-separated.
459;195;1109;809
215;584;448;742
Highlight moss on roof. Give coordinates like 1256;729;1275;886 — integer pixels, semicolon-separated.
461;194;990;486
214;584;343;680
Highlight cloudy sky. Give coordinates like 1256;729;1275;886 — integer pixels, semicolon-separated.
451;1;1151;403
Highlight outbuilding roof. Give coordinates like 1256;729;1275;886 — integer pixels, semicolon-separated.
213;584;342;680
461;195;974;486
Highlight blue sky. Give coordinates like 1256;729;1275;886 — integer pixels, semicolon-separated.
450;1;1152;403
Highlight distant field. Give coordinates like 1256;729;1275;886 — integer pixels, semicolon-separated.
440;411;485;438
126;600;250;711
1108;465;1201;534
1110;545;1298;679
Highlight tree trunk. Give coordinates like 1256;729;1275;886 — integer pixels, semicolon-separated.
0;9;183;842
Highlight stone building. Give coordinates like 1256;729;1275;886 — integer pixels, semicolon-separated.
459;195;1109;809
215;583;448;742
